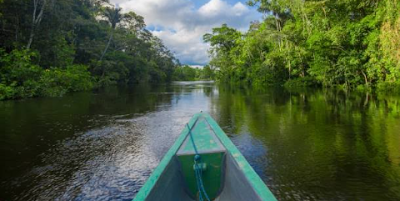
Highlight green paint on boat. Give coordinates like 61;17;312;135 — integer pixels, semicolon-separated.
177;152;225;199
177;115;226;200
133;112;277;201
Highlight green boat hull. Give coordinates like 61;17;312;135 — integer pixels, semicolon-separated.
133;112;277;201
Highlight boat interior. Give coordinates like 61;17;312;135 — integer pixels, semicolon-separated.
143;117;263;201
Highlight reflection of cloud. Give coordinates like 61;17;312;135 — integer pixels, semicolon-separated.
113;0;261;65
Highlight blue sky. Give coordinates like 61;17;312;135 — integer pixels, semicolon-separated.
110;0;262;66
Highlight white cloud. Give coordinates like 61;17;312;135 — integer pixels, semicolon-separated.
198;0;228;16
113;0;261;65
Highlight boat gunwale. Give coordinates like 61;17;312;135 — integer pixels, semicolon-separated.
203;113;277;201
133;112;277;201
132;113;202;201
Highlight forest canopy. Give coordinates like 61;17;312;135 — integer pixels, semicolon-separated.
204;0;400;90
0;0;179;100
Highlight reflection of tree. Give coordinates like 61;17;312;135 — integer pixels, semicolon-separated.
202;85;214;98
211;85;400;200
169;82;216;106
0;83;176;185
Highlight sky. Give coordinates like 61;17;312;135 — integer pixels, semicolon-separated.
110;0;262;66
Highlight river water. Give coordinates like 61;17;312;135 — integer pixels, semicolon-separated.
1;81;400;201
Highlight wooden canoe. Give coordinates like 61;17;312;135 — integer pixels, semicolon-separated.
133;112;277;201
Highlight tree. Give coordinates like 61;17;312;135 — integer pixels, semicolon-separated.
99;6;124;61
204;0;400;89
26;0;47;49
0;0;180;100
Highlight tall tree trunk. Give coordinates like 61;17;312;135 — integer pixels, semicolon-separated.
27;0;46;49
100;31;113;61
27;29;35;49
361;70;369;85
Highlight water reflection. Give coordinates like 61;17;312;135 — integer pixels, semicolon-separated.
1;82;400;200
212;85;400;200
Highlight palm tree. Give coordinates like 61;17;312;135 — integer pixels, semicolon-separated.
99;6;124;61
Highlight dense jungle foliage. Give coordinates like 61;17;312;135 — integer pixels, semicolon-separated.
204;0;400;90
0;0;179;100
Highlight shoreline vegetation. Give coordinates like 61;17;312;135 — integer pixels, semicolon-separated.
0;0;179;100
2;0;400;100
203;0;400;92
173;65;215;81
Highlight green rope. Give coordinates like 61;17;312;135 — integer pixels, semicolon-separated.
186;123;210;201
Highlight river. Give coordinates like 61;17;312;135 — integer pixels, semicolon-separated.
1;81;400;201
